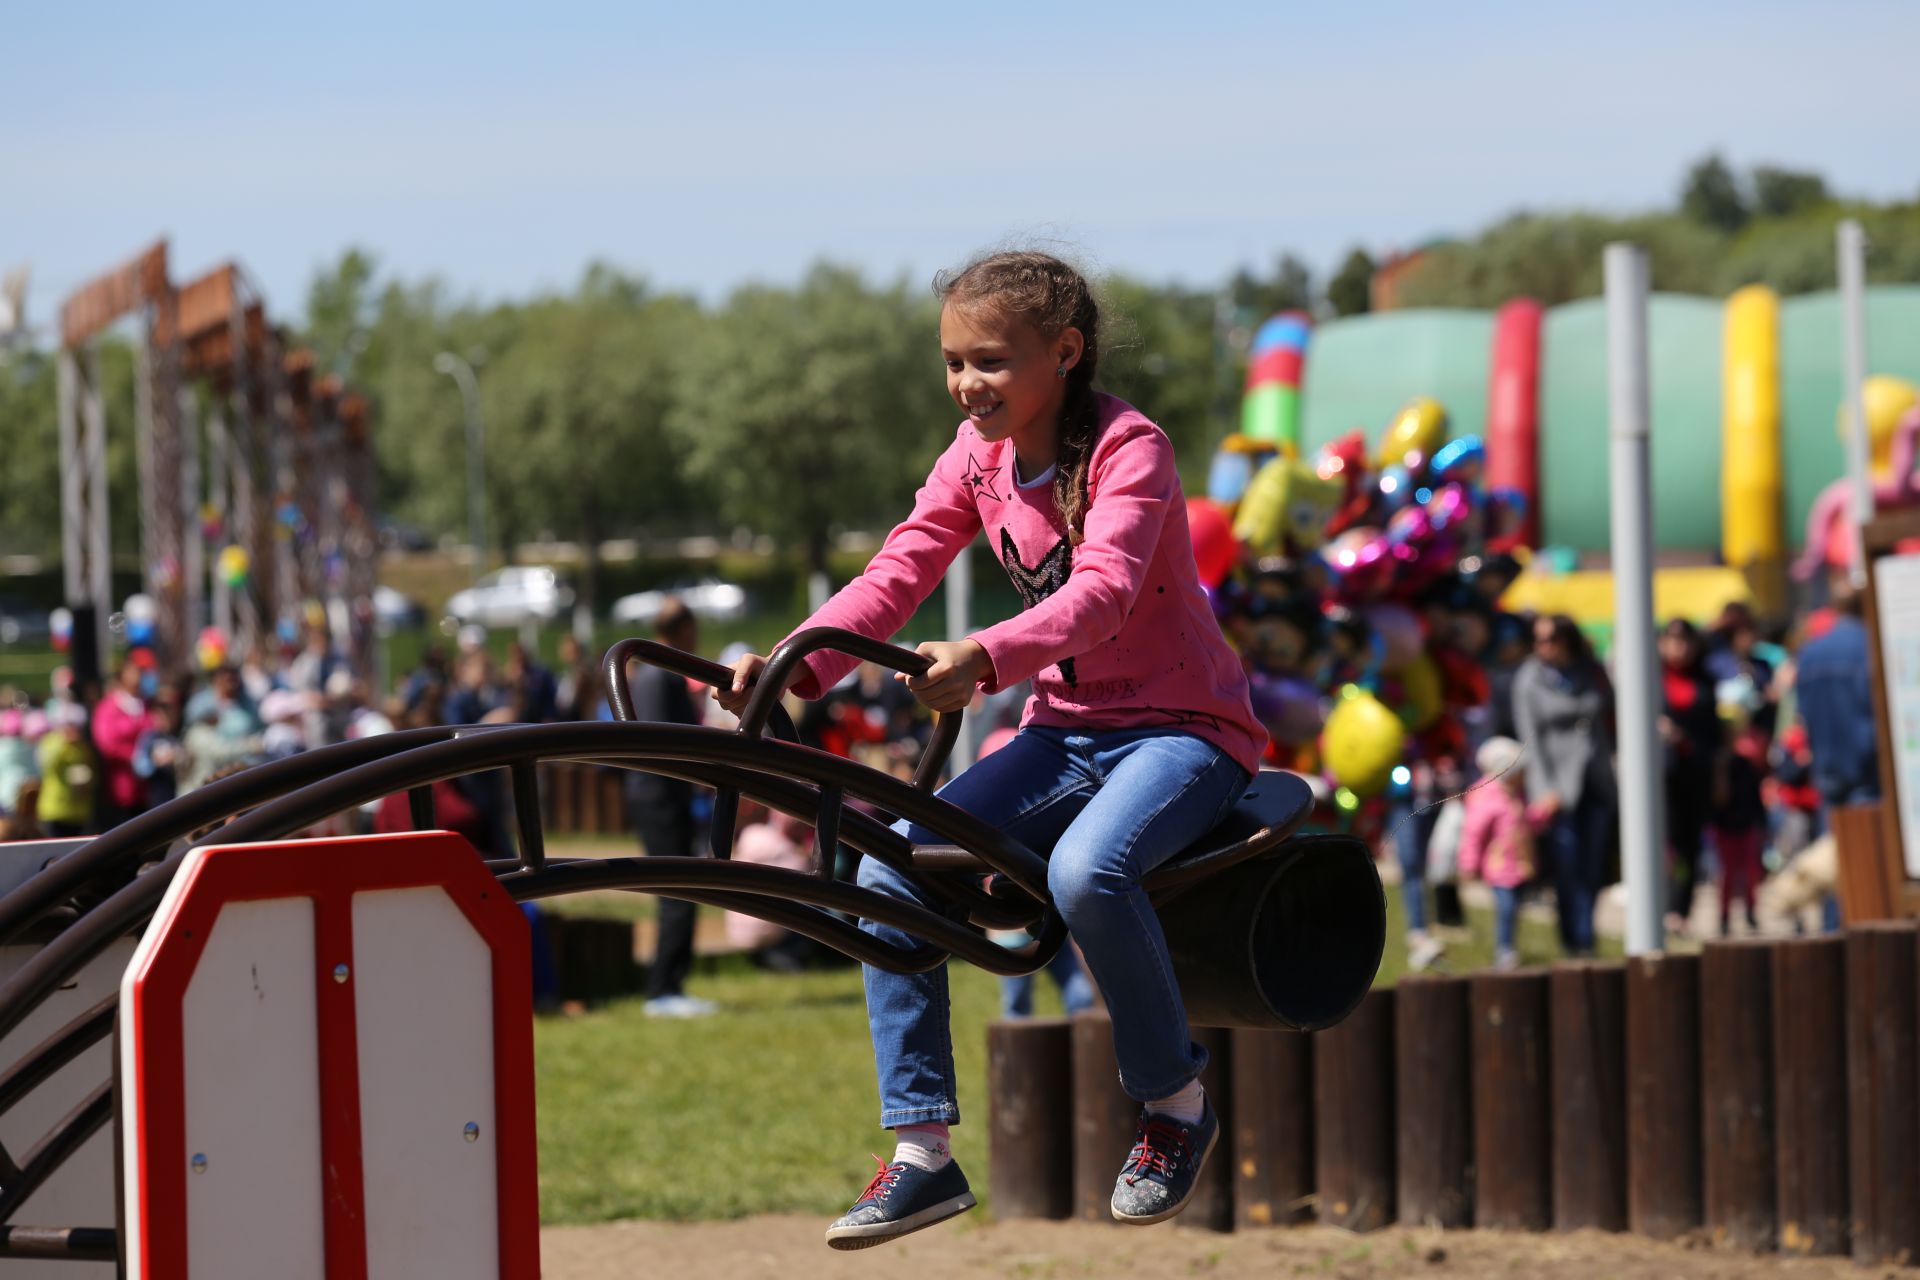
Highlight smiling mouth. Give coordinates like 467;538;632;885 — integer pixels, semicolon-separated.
966;402;1002;421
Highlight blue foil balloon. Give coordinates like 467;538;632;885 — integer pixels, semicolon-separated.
1431;435;1485;480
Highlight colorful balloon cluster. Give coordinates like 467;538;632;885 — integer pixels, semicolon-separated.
1194;397;1526;822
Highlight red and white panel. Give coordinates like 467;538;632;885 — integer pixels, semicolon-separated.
118;830;539;1280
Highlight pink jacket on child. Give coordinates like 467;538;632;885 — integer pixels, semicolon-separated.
1456;784;1533;890
782;395;1266;776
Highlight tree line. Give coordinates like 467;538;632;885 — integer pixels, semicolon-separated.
1;154;1915;598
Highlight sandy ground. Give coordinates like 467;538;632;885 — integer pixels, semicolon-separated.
540;1215;1883;1279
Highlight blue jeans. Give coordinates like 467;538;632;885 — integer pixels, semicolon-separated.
1389;799;1431;932
1000;943;1097;1018
857;725;1248;1125
1492;885;1519;954
1546;796;1609;956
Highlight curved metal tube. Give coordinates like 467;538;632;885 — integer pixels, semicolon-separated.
0;993;114;1117
0;727;458;947
0;723;1056;1050
602;638;799;743
501;857;1065;977
0;1081;112;1223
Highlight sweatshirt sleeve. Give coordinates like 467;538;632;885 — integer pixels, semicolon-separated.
779;430;984;699
971;421;1174;692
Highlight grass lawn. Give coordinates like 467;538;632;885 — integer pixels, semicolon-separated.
532;884;1614;1225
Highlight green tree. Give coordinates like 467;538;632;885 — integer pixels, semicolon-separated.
1681;153;1750;234
0;350;60;558
1326;248;1376;317
305;249;380;378
1393;212;1721;307
669;265;950;588
1096;277;1220;472
1230;254;1313;319
483;269;704;609
1750;165;1831;220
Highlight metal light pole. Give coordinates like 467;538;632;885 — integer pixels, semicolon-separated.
433;351;487;583
1605;242;1665;956
1838;219;1873;587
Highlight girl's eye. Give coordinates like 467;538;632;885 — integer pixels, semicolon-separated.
945;360;963;372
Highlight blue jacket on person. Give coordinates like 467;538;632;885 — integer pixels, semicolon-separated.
1795;615;1881;806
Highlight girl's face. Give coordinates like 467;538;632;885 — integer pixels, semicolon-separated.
939;302;1081;458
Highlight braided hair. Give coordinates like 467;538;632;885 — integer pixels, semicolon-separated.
935;252;1102;544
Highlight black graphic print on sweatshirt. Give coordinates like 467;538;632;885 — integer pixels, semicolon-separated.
999;527;1077;688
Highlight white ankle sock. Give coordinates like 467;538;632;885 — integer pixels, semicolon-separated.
1147;1080;1205;1125
892;1123;953;1172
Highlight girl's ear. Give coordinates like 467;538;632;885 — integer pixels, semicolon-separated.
1054;326;1086;374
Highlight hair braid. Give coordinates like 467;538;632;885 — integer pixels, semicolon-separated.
935;251;1103;543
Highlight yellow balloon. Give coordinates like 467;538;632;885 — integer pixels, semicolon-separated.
1397;653;1443;731
1322;690;1406;798
1376;397;1449;468
1841;375;1920;476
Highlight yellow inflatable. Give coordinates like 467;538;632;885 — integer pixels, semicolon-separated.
1395;653;1443;732
1375;397;1448;468
1720;286;1781;569
1853;374;1920;474
1231;457;1344;555
1322;688;1405;798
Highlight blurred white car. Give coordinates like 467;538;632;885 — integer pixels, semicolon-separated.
610;578;748;627
372;586;426;631
444;565;575;629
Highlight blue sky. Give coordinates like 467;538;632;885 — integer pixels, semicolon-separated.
8;1;1918;325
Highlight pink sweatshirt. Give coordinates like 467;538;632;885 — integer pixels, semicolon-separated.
1456;784;1533;890
784;394;1267;776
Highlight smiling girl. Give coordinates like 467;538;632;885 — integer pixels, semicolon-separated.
717;250;1266;1247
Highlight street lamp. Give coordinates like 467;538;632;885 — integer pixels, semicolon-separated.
433;351;487;582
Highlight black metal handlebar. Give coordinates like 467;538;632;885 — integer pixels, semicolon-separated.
614;627;965;860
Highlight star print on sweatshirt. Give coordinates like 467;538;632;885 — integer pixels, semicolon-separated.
781;394;1266;776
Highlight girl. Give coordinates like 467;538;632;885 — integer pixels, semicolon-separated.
717;251;1266;1247
1455;735;1533;970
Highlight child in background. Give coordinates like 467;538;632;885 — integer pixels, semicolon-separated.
1713;704;1770;935
719;251;1267;1245
0;708;40;820
1456;736;1533;971
37;703;95;837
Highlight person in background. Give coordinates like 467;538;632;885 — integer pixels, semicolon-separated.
1712;703;1769;935
133;692;184;811
446;649;505;726
1658;619;1721;937
1456;735;1533;971
184;664;261;738
1706;602;1778;736
724;801;820;972
501;640;560;723
625;598;716;1019
180;672;265;794
0;708;42;824
91;658;154;829
401;645;450;716
1795;573;1879;809
37;703;95;837
554;632;597;722
1512;614;1615;958
258;689;310;761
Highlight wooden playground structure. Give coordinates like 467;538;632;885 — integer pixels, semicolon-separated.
54;240;377;686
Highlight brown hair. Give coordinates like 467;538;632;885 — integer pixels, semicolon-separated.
936;251;1102;544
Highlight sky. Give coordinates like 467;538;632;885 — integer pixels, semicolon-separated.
8;0;1919;329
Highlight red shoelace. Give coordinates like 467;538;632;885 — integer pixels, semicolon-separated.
858;1156;902;1204
1121;1118;1190;1185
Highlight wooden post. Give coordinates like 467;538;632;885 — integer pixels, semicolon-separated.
1186;1025;1234;1231
1071;1012;1136;1224
1230;1028;1313;1227
1470;969;1551;1230
1772;935;1848;1256
1313;987;1395;1231
1846;921;1920;1263
1626;952;1702;1240
1550;960;1627;1231
987;1018;1074;1220
1395;975;1472;1228
1700;939;1776;1250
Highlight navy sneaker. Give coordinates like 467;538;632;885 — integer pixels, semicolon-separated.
825;1156;976;1250
1110;1098;1221;1224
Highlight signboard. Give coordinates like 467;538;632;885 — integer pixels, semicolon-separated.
1873;551;1920;878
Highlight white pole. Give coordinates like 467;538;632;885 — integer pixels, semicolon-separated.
1605;243;1666;957
1838;219;1873;587
945;543;976;771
